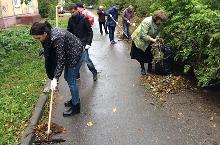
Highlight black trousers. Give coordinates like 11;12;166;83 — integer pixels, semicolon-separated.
99;22;108;34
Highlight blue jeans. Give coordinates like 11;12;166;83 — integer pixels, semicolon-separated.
64;51;85;105
123;21;130;39
85;49;97;74
108;26;116;42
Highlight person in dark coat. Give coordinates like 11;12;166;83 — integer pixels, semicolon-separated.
130;10;167;75
67;3;97;81
105;5;120;44
30;21;85;116
97;5;108;35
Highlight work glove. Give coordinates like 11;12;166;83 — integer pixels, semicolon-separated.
85;45;91;49
116;22;118;25
127;20;130;24
109;14;113;18
132;23;136;27
51;78;58;91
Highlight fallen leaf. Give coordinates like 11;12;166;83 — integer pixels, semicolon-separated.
177;112;183;116
212;124;216;128
159;98;166;102
150;102;155;105
87;122;93;127
113;108;117;112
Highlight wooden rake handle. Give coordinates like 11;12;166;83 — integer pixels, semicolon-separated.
47;90;54;136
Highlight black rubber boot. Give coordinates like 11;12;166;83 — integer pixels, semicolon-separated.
64;99;72;107
63;103;80;117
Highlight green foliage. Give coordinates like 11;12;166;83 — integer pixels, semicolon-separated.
38;0;57;19
201;0;220;10
0;26;46;144
21;0;31;4
97;0;116;9
98;0;220;86
157;1;220;86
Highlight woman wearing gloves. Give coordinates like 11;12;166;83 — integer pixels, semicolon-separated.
30;21;85;117
130;10;167;75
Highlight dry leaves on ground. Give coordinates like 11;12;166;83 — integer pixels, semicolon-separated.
34;122;66;142
86;121;93;127
142;74;190;97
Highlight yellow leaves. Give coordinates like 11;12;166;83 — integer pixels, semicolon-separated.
210;113;217;128
86;107;117;128
212;124;217;128
4;123;9;128
113;108;117;113
177;112;184;120
87;121;93;127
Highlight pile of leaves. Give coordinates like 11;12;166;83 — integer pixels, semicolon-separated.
142;74;190;97
34;122;66;142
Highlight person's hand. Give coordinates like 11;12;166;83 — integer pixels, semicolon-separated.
85;45;91;49
154;38;158;43
51;78;58;91
132;23;136;27
116;22;118;25
109;14;113;18
127;20;130;24
102;11;104;13
149;37;157;43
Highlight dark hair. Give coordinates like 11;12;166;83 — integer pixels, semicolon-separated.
69;3;78;11
152;10;167;23
76;2;84;8
30;21;52;35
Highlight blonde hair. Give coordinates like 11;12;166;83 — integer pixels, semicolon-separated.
152;10;167;22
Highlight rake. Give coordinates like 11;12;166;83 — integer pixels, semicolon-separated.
109;15;129;38
33;90;66;144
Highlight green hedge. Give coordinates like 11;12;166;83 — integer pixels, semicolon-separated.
98;0;220;87
38;0;57;19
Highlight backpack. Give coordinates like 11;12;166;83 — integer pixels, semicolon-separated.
77;7;94;27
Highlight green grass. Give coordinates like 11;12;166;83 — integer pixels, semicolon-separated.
0;26;46;144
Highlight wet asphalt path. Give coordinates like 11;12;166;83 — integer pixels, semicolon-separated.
51;12;220;145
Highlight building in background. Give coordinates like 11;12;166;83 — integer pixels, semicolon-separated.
0;0;40;28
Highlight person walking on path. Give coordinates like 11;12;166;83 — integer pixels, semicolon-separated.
76;2;94;27
97;5;108;35
130;10;167;75
122;5;135;40
30;21;85;117
67;3;98;80
105;5;120;45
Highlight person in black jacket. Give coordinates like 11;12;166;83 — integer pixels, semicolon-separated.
67;3;97;81
30;21;85;117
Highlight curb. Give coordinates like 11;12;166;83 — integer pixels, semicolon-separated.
19;80;50;145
